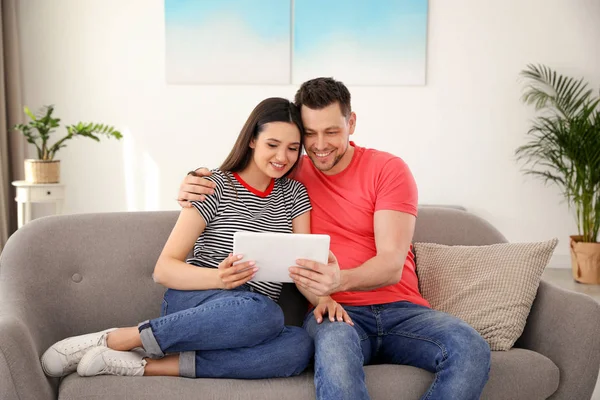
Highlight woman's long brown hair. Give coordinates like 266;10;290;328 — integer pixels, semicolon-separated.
220;97;305;178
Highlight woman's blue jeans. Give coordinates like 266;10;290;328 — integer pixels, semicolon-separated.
138;286;313;379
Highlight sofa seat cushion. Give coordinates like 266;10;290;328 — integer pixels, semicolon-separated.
484;348;559;399
58;349;558;400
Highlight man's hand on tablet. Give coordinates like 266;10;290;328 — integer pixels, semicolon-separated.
217;253;258;289
313;297;353;326
289;251;341;297
177;168;216;208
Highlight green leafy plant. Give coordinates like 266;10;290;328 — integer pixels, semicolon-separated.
12;105;123;161
517;64;600;243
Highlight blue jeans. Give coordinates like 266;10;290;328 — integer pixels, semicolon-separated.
138;286;313;379
304;301;490;400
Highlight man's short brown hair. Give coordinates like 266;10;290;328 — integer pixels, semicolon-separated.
294;77;352;118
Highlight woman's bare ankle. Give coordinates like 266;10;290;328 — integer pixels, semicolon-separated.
106;327;143;351
144;355;180;376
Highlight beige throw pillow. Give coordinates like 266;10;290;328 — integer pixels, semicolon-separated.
414;239;558;351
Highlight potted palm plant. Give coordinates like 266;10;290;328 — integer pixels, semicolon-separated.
13;105;122;183
517;64;600;284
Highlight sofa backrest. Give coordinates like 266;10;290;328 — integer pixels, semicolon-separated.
0;211;178;351
0;208;506;352
414;207;506;245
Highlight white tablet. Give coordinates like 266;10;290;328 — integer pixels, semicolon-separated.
233;232;330;283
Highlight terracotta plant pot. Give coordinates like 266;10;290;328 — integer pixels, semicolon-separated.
570;235;600;284
24;159;60;183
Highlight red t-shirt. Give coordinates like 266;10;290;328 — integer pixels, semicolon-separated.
295;142;430;307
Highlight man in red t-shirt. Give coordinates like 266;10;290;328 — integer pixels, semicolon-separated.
178;78;490;400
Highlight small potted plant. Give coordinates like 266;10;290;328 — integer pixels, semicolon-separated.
12;105;122;183
517;64;600;284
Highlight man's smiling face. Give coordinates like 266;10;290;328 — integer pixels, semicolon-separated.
300;102;356;175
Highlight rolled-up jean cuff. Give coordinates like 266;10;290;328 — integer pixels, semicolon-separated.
138;320;164;359
179;351;196;378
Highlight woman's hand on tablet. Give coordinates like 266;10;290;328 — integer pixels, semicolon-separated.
313;297;353;326
217;253;258;289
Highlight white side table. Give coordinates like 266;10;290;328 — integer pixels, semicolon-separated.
12;181;65;228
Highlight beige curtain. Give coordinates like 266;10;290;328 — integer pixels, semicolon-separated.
0;0;25;251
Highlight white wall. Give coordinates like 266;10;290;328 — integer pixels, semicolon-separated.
16;0;600;267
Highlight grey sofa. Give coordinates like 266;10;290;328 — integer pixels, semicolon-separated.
0;207;599;400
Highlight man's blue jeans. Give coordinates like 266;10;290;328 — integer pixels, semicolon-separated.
304;301;491;400
138;286;313;379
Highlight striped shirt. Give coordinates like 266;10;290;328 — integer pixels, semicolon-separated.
187;169;312;301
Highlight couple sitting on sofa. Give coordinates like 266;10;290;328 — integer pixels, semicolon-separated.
40;78;491;400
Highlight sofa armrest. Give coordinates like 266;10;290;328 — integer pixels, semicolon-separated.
516;280;600;400
0;313;56;400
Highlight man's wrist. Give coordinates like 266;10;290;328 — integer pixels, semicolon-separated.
338;270;351;292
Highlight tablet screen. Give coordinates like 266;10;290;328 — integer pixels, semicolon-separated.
233;232;330;282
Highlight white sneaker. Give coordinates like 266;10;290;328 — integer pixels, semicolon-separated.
41;328;117;377
77;347;147;377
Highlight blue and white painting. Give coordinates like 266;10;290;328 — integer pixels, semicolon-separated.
165;0;428;85
165;0;291;84
293;0;428;85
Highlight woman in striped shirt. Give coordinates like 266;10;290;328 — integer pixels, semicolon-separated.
40;98;319;380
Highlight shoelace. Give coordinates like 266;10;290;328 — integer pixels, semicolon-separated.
104;356;143;376
63;334;106;371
